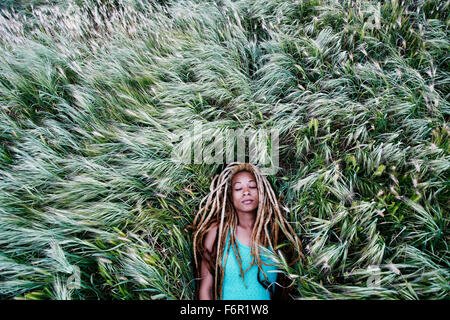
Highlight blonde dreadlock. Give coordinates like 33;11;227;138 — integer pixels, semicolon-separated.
191;162;306;300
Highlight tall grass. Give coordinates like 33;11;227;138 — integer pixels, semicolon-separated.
0;0;448;299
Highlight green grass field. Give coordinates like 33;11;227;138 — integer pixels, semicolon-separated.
0;0;448;299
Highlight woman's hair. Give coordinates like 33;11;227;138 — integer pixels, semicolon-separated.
191;162;306;300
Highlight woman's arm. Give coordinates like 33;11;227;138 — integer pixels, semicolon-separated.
198;224;217;300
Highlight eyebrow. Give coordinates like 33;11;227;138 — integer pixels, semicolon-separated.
233;180;255;186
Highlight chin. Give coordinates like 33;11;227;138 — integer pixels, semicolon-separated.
237;205;258;213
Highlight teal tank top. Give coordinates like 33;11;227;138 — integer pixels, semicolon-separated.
221;229;278;300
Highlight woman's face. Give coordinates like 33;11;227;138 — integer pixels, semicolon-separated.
231;171;259;214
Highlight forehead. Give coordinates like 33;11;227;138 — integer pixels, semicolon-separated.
231;171;256;184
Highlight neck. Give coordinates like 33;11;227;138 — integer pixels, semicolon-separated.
237;210;256;230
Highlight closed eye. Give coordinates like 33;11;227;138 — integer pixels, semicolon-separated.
235;187;257;191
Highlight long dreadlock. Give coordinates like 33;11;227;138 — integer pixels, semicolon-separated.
191;162;306;300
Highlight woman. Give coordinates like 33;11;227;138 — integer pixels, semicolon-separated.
191;162;305;300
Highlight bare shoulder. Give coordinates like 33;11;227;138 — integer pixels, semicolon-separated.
204;223;218;252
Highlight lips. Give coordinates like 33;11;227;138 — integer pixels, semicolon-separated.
241;199;254;204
